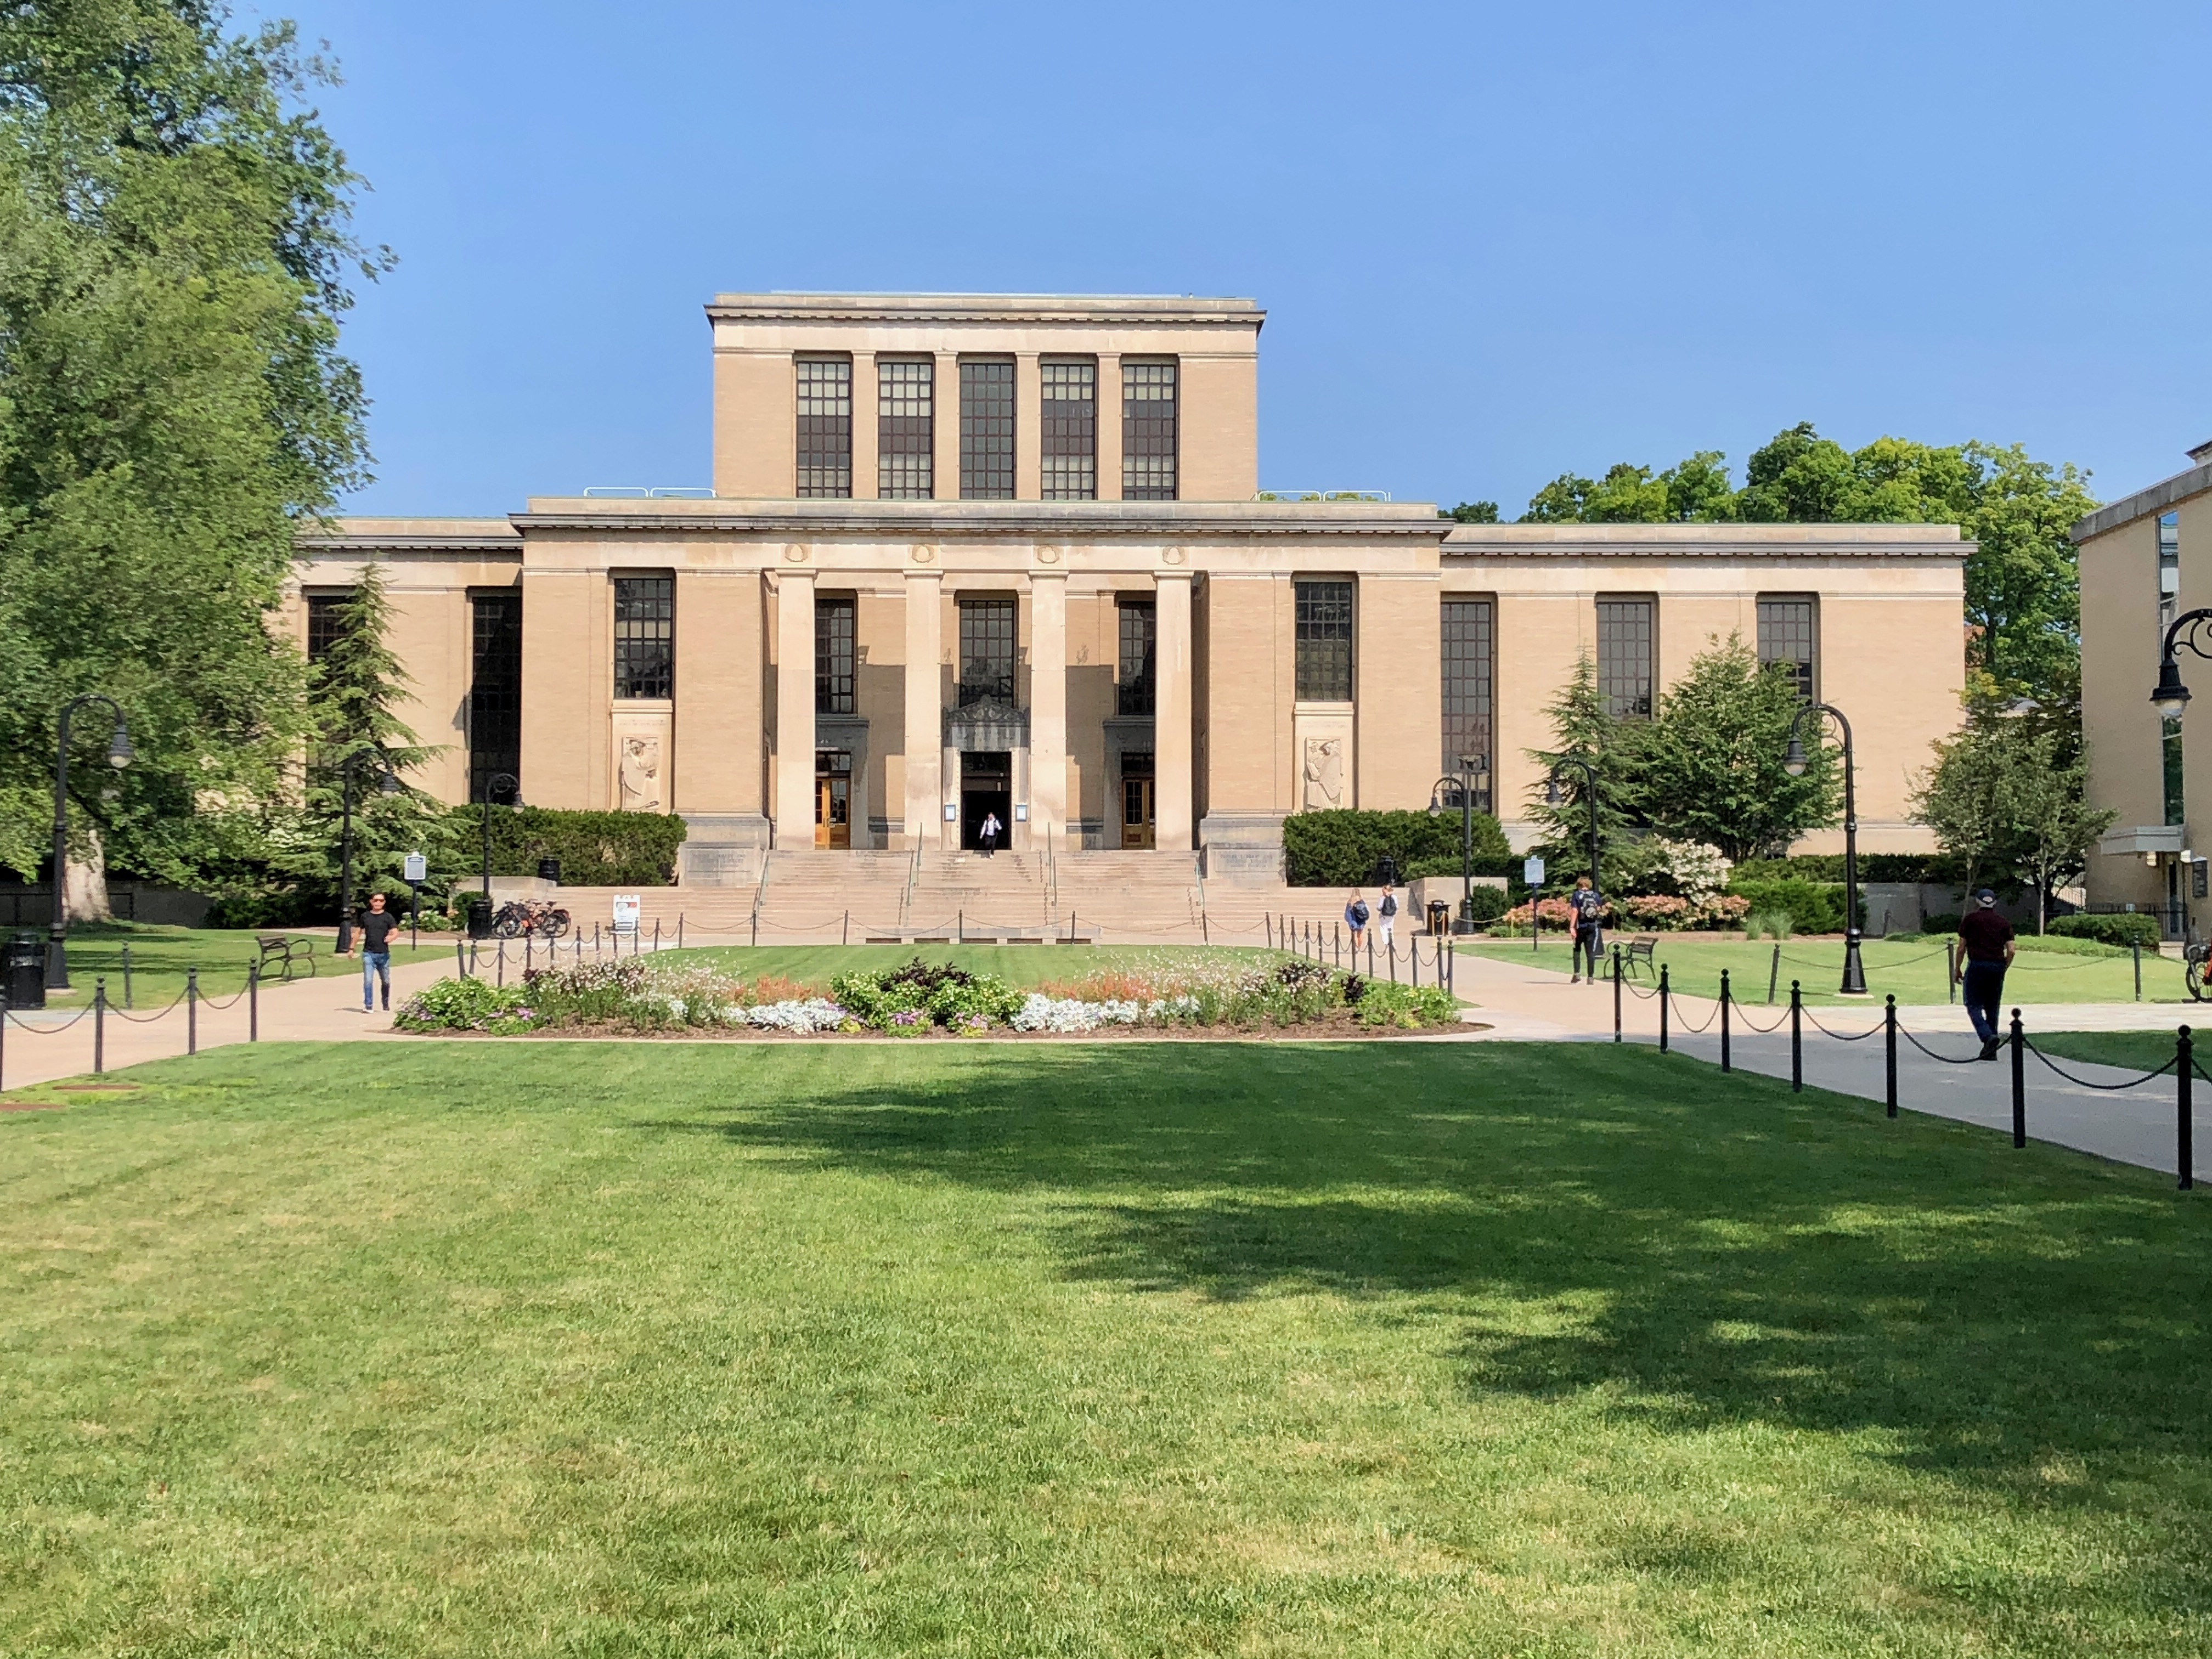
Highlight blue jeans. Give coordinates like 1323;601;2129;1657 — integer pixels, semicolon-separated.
362;949;391;1011
1962;960;2006;1045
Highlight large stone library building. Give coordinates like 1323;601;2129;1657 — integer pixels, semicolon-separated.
294;292;1967;886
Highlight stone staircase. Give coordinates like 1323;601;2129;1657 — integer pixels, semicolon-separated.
905;851;1053;940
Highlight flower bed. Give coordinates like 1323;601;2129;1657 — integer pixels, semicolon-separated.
392;953;1465;1039
1496;893;1751;933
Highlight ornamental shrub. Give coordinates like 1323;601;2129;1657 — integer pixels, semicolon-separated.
393;975;535;1032
1726;878;1855;935
2049;912;2163;949
448;806;690;887
1463;884;1509;924
1284;809;1511;887
1355;980;1459;1029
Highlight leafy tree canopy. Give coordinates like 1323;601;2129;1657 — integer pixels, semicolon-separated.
0;1;386;884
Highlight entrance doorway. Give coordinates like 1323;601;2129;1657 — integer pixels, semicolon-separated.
1119;751;1155;849
815;750;851;848
960;750;1013;850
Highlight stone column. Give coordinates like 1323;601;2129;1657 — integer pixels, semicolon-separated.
1029;568;1068;850
851;351;877;500
1015;352;1042;500
933;351;960;501
773;567;816;849
904;565;945;848
1096;353;1122;500
1154;568;1194;851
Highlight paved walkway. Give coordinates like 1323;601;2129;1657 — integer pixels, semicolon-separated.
1452;950;2206;1182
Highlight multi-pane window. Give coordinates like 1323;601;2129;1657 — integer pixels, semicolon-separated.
613;576;674;700
2166;716;2186;828
816;592;856;715
1041;359;1097;500
1756;597;1817;702
1441;599;1493;805
1595;598;1655;718
957;596;1017;707
1117;599;1156;716
1295;579;1354;702
1122;360;1178;500
959;359;1014;500
2161;511;2181;632
795;356;853;498
306;594;349;666
878;358;934;499
470;592;522;804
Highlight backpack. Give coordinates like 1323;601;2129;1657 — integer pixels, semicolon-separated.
1350;901;1370;927
1380;891;1397;917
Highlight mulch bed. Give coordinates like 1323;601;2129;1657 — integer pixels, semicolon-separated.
398;1011;1488;1043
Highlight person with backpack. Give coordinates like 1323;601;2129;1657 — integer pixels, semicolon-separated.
1568;874;1605;983
1344;889;1370;952
1377;883;1400;952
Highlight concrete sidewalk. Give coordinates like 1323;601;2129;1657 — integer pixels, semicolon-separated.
1452;950;2205;1182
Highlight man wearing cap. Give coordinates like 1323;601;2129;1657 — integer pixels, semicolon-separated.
1955;888;2016;1060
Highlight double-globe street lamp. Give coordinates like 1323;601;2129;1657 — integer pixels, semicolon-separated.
1426;753;1490;932
2148;610;2212;936
334;749;402;955
477;771;523;935
1784;702;1866;996
46;695;133;990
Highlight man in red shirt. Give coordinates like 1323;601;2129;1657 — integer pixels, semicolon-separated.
1955;888;2016;1060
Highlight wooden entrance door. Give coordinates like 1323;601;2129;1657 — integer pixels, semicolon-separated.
815;750;851;848
1119;748;1156;849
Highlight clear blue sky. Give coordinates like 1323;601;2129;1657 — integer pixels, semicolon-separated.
256;0;2211;518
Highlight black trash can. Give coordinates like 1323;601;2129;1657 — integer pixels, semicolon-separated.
4;933;46;1010
537;857;562;886
466;896;493;940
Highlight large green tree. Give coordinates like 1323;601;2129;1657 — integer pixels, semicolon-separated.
0;1;385;897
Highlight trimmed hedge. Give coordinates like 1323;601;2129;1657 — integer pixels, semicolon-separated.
2049;912;2163;949
1284;809;1512;888
1731;854;1948;884
448;806;690;887
1463;884;1510;924
1728;877;1859;935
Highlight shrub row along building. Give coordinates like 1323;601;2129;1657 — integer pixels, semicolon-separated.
294;292;1967;887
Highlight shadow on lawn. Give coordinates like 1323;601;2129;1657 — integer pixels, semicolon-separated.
639;1042;2212;1489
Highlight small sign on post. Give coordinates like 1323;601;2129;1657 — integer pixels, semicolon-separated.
612;894;641;936
1523;855;1545;888
403;852;428;884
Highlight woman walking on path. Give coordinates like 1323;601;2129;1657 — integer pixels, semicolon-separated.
1345;890;1371;952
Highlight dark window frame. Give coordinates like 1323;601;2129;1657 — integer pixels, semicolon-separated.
1121;359;1178;501
795;355;853;499
1117;597;1156;716
613;575;675;701
1595;596;1655;719
878;357;935;500
957;595;1017;708
2162;510;2181;632
1294;579;1355;702
1041;358;1097;501
958;358;1015;500
1756;595;1818;703
469;591;522;804
306;593;350;666
815;591;856;715
1441;597;1494;808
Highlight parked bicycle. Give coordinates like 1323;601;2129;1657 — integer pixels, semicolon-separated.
2186;941;2209;1002
490;899;571;940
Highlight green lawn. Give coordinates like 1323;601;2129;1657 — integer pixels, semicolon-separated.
2030;1029;2202;1073
1464;934;2175;1006
659;942;1279;990
25;922;456;1008
4;1042;2210;1654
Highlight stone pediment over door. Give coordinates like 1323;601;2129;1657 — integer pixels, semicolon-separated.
945;698;1030;752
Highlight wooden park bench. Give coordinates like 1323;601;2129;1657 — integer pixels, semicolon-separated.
255;934;318;982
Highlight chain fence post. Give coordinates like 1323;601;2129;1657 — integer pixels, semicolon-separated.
496;938;506;989
1790;980;1802;1092
1947;939;1957;1005
1884;994;1897;1118
249;962;258;1041
2010;1008;2026;1148
1767;942;1780;1005
653;917;662;952
1413;939;1422;989
188;967;198;1057
2135;939;2143;1002
1612;944;1622;1042
1;989;9;1092
843;910;850;946
122;944;132;1009
93;977;106;1074
2179;1025;2194;1192
1719;968;1731;1072
1658;963;1670;1054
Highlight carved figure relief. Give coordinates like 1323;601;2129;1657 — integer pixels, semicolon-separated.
618;736;664;813
1301;737;1344;810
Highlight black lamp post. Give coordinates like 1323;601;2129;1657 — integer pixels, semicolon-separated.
1784;702;1865;995
1426;753;1490;932
335;750;402;955
478;772;522;929
2151;609;2212;721
46;695;132;990
1543;757;1603;895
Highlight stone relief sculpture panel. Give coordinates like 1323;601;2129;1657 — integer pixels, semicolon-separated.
618;736;664;813
1301;737;1344;810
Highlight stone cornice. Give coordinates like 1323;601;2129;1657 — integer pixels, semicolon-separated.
2072;464;2212;544
1443;523;1971;560
706;291;1263;329
509;499;1443;540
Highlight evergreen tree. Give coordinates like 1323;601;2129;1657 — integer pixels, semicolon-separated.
1639;635;1838;861
1525;656;1648;884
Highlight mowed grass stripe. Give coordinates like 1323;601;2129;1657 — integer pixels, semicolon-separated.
2;1041;2209;1655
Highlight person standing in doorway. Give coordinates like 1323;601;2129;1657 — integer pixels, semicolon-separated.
1956;887;2016;1060
1345;889;1371;952
1569;874;1605;984
979;810;1002;857
358;890;399;1014
1377;883;1399;953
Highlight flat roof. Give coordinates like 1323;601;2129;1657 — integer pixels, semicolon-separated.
706;291;1264;328
1442;522;1971;558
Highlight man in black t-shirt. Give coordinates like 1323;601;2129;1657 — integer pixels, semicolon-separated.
358;891;399;1013
1955;888;2016;1060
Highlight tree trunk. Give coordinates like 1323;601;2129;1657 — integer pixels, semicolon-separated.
63;828;112;924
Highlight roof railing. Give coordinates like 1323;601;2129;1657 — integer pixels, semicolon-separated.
1253;489;1392;503
581;486;715;499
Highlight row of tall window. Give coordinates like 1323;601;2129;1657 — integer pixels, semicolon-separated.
814;592;1156;716
795;356;1180;502
2163;510;2184;827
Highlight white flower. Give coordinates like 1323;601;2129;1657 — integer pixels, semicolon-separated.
742;998;849;1034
